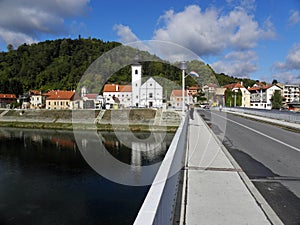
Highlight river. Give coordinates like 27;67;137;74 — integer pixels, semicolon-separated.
0;128;174;225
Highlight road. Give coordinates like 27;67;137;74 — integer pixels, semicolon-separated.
198;109;300;225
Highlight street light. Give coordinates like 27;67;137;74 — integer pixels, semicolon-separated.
234;89;238;107
180;61;187;115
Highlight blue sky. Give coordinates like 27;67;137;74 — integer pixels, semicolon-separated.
0;0;299;84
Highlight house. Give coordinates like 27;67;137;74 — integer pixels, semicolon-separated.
45;90;75;110
30;90;45;109
224;82;251;107
187;86;199;96
0;94;17;108
103;84;132;108
170;90;193;109
248;84;282;110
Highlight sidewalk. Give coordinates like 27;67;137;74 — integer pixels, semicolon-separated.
184;111;281;225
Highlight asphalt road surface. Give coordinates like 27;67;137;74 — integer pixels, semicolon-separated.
198;109;300;225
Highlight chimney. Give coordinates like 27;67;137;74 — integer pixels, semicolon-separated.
116;85;119;92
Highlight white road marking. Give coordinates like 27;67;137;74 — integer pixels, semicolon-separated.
211;111;300;153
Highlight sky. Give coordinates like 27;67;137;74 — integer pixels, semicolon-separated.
0;0;299;84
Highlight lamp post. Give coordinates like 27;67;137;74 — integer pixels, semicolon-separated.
180;61;187;115
234;89;238;107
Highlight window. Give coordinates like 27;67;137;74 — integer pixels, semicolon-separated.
136;95;138;99
150;83;152;86
149;93;153;98
135;69;138;74
135;83;138;87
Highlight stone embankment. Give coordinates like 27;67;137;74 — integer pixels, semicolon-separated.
0;109;181;132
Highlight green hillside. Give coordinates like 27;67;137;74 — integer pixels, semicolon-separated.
0;37;257;96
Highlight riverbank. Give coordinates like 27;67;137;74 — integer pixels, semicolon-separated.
0;109;181;132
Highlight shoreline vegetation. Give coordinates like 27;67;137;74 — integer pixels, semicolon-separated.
0;109;180;132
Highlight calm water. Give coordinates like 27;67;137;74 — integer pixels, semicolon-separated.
0;128;174;225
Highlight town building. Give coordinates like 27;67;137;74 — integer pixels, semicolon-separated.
102;62;163;108
30;90;45;109
224;82;251;107
45;90;75;110
170;90;193;109
248;84;282;110
0;94;17;108
140;77;163;108
103;84;132;108
277;84;299;106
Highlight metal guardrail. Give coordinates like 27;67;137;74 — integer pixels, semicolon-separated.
134;114;189;225
223;107;300;123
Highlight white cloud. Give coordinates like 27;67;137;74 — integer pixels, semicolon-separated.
211;51;258;77
273;44;300;71
153;5;275;56
288;10;300;26
113;24;140;43
0;0;90;47
272;72;300;84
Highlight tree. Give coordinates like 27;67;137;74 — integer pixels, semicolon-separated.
7;44;14;52
270;90;282;109
272;79;278;85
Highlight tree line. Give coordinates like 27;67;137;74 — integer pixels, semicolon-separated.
0;37;257;96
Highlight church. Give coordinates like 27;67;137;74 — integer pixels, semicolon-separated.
103;62;163;108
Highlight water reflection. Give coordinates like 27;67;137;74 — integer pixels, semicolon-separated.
75;131;173;186
0;128;174;225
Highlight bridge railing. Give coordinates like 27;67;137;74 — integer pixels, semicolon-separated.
223;107;300;123
133;114;189;225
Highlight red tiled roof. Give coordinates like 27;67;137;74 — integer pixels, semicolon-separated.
84;94;98;99
45;90;75;100
171;90;189;97
103;84;132;92
223;82;245;89
30;90;41;95
248;84;272;91
0;94;16;99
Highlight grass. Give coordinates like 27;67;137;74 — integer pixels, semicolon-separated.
0;121;178;132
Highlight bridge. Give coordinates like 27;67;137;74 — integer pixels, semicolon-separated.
133;108;290;225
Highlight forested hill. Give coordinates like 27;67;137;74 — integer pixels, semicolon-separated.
0;38;121;95
0;37;257;96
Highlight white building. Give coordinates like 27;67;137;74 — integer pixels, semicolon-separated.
103;84;132;108
140;77;163;108
248;84;282;109
30;90;44;109
103;62;163;108
278;84;299;106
